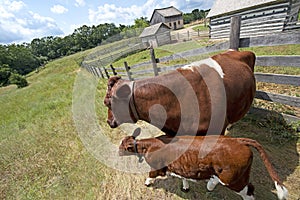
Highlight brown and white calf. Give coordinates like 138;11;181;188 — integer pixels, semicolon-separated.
119;130;288;200
104;50;256;136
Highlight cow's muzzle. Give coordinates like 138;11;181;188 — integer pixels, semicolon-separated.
107;119;118;128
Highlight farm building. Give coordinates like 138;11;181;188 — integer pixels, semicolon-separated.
139;23;171;48
207;0;300;39
150;6;184;30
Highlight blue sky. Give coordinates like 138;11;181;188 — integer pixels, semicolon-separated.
0;0;214;44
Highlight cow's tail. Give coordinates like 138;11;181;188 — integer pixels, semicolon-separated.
238;138;288;200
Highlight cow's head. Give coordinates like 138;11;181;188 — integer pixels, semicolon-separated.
119;128;141;156
104;76;137;128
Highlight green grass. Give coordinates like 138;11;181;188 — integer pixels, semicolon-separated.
0;51;107;199
0;38;299;199
192;24;209;32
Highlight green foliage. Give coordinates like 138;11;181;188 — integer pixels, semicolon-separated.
0;44;40;76
1;21;144;88
183;9;209;24
0;64;28;88
9;73;28;88
0;65;12;86
133;17;150;28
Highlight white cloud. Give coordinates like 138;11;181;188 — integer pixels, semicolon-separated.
50;4;68;14
75;0;85;7
88;0;213;26
0;0;63;44
8;0;25;11
88;3;150;25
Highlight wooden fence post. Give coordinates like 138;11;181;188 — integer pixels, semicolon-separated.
229;16;241;50
97;67;104;79
103;67;110;79
124;61;133;81
150;48;159;76
110;64;117;75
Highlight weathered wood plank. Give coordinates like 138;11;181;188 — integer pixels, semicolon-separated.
131;68;156;75
158;64;186;73
249;107;300;123
239;32;300;47
256;56;300;67
210;1;289;23
230;16;241;50
255;73;300;86
255;90;300;107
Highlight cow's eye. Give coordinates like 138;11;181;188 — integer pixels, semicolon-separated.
127;147;134;152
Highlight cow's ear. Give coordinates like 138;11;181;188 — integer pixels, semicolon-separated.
116;84;131;98
108;76;121;88
132;127;141;138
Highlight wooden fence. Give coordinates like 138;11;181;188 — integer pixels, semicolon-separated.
85;16;300;110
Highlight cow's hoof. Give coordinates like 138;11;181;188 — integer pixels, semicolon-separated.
181;188;190;193
145;183;152;187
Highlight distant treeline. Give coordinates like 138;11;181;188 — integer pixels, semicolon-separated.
0;9;208;88
183;9;210;24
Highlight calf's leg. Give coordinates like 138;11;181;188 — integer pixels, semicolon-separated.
236;183;255;200
145;177;155;186
181;178;190;192
145;168;167;187
207;175;221;191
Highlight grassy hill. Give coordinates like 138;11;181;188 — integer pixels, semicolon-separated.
0;44;299;199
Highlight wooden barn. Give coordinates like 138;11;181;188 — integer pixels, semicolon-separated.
207;0;300;39
139;23;171;48
150;6;184;30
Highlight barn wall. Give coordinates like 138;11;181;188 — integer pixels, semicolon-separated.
140;26;171;48
151;13;183;30
151;13;165;25
164;16;184;30
209;1;294;38
156;32;171;46
284;0;300;30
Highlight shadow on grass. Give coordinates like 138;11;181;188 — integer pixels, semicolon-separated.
144;108;300;200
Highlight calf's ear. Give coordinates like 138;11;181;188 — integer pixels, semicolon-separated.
116;84;131;98
132;127;141;138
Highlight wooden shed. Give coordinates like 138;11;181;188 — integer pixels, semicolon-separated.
207;0;300;39
139;23;171;48
150;6;184;30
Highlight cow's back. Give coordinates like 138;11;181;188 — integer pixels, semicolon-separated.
212;51;256;123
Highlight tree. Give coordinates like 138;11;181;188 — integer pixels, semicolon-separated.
133;17;149;28
0;65;12;87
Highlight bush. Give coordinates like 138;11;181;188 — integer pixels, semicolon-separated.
0;66;12;86
9;73;28;88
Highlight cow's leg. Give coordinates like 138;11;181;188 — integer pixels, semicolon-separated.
207;175;221;191
145;177;155;187
236;183;255;200
181;178;190;193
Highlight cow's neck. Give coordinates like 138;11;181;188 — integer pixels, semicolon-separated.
133;79;175;123
129;81;140;122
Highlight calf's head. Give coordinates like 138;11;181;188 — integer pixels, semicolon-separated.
104;76;137;128
119;128;141;156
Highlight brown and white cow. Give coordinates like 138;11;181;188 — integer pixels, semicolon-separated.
104;50;256;136
119;129;288;200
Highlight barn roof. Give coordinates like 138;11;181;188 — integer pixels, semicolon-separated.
207;0;279;18
155;6;183;17
150;6;183;22
139;23;170;38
